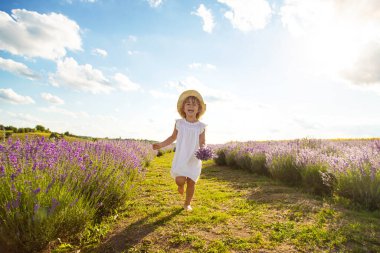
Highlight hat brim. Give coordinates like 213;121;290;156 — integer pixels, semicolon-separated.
177;90;206;118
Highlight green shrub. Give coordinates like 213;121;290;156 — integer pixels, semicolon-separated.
235;153;268;175
214;149;226;165
268;154;301;186
225;150;238;168
249;153;268;176
335;163;380;210
300;163;336;196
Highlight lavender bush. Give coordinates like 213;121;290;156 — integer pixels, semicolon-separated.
0;137;154;252
214;139;380;209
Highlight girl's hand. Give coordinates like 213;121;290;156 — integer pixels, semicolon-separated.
152;143;161;150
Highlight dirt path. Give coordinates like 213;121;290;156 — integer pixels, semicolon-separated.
90;153;380;253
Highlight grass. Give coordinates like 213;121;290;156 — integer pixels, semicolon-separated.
0;132;89;142
54;152;380;252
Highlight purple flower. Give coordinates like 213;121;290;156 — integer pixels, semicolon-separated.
0;165;4;177
195;146;215;161
49;198;59;215
32;188;41;195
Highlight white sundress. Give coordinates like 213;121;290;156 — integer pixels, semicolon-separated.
171;118;207;182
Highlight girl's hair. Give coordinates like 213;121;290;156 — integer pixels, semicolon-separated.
180;96;203;119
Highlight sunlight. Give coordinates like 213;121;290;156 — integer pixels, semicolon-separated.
284;0;379;77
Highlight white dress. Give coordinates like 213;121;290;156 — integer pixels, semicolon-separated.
171;118;207;182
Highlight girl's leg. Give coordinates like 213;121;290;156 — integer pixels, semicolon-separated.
175;176;186;195
185;178;196;206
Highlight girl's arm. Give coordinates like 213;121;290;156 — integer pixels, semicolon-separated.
199;129;206;147
152;124;178;150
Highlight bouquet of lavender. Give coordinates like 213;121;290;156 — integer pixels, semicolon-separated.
195;146;215;161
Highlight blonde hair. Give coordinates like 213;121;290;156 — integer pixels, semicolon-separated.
180;96;203;119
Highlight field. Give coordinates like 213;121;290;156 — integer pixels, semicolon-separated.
0;136;379;252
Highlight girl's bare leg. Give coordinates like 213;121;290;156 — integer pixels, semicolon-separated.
185;178;196;206
175;176;186;195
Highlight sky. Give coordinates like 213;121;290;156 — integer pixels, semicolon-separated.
1;0;380;144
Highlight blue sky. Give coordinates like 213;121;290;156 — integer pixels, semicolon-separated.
1;0;380;144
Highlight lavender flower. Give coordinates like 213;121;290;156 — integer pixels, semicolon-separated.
195;146;215;161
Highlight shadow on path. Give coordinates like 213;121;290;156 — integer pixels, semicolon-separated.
94;208;183;253
201;163;324;207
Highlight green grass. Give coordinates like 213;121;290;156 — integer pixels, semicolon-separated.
54;152;380;252
0;132;90;142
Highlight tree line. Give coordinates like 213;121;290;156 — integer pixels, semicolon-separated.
0;124;85;140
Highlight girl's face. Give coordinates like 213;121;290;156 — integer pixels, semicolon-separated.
183;97;200;118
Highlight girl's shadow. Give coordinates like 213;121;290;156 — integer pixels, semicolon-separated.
93;208;183;253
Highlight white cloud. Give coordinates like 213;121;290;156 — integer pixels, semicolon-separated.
114;73;140;91
39;106;89;118
92;48;108;57
147;0;163;8
41;92;64;105
65;0;97;4
0;9;81;60
188;62;216;70
7;112;41;123
218;0;272;32
0;88;35;104
341;42;380;86
280;0;380;86
0;57;39;80
127;50;140;55
167;76;234;103
149;90;176;99
128;35;137;42
192;4;215;33
49;57;113;94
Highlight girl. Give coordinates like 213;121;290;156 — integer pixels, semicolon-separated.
152;90;207;211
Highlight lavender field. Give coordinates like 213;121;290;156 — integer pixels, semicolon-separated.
0;137;154;252
213;138;380;210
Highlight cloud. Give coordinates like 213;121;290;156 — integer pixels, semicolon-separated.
0;9;81;60
65;0;97;4
7;112;41;123
293;117;321;130
280;0;333;37
127;50;140;55
49;57;113;94
167;76;234;103
149;90;176;99
92;48;108;57
147;0;163;8
341;42;380;85
217;0;272;32
0;57;39;80
39;106;89;118
41;92;64;105
114;73;140;91
280;0;380;86
0;88;35;104
188;63;216;70
192;4;215;33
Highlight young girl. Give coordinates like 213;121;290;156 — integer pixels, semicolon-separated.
152;90;207;211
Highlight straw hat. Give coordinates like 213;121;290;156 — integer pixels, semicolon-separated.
177;90;206;118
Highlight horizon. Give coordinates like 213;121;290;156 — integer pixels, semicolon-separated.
1;0;380;144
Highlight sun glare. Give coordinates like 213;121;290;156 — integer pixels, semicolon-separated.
289;1;379;77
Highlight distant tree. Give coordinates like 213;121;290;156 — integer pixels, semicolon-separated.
5;126;17;132
49;132;61;140
64;131;70;136
35;125;46;132
25;128;34;133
